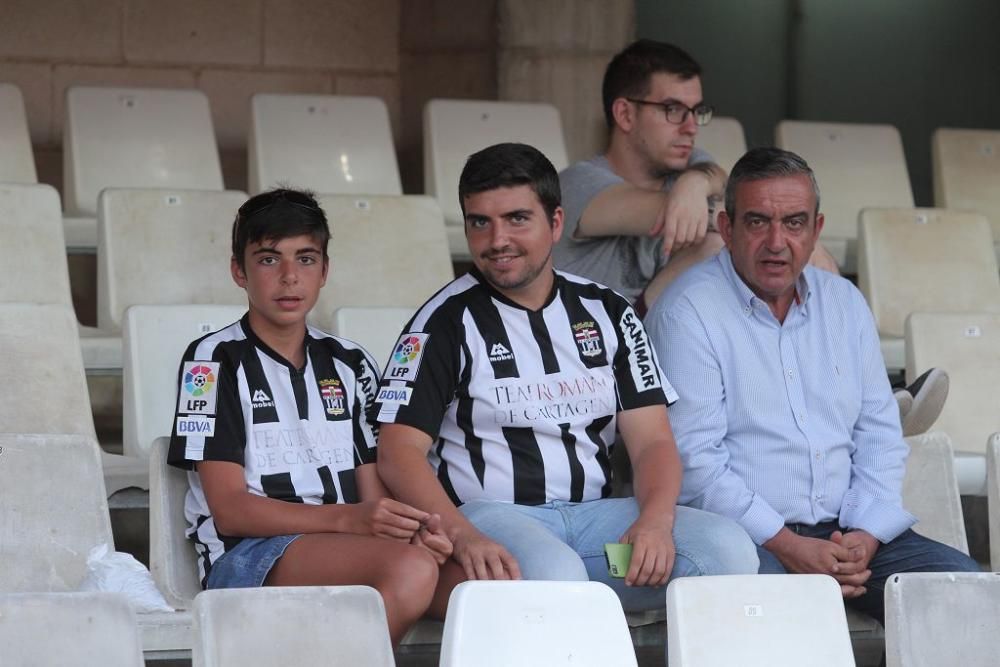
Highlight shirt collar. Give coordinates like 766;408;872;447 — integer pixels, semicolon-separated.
717;248;813;316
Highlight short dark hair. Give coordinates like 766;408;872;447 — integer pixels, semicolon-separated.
231;188;330;270
602;39;702;129
458;142;561;223
724;147;821;219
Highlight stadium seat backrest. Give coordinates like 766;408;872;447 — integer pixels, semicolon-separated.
0;303;95;438
331;306;415;371
193;586;394;667
0;592;144;666
0;183;72;305
776;120;913;271
696;116;747;174
933;128;1000;242
885;572;1000;667
149;437;202;610
313;194;452;331
440;581;637;667
249;93;402;196
97;188;247;331
0;82;37;183
64;86;224;217
423;99;569;258
858;207;1000;338
0;434;112;592
666;574;854;666
902;432;969;554
123;305;246;460
906;312;1000;456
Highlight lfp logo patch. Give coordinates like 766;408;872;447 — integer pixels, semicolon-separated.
178;361;220;415
384;332;429;383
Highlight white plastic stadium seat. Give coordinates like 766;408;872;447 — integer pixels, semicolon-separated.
0;592;144;666
439;580;637;667
0;82;37;183
776;120;913;272
885;572;1000;667
0;433;191;659
331;306;415;371
0;182;122;370
314;194;452;331
988;434;1000;569
249;93;402;196
193;586;394;667
97;189;247;332
0;303;146;494
666;574;854;666
906;312;1000;495
423;99;569;259
933;128;1000;262
124;305;246;460
695;116;747;174
63;86;224;250
902;432;969;554
857;207;1000;372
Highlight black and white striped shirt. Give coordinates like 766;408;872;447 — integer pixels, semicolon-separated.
168;313;379;584
375;269;676;506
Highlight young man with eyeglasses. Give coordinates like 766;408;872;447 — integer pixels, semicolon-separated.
167;189;450;645
554;40;838;315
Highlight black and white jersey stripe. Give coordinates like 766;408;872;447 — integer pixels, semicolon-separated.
168;314;379;584
375;269;676;506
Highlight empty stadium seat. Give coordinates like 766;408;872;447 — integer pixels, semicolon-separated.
666;574;854;666
903;431;970;554
423;99;569;259
0;82;37;183
331;306;415;370
885;572;1000;667
857;207;1000;371
249;93;402;196
124;305;246;460
63;86;225;250
192;586;394;667
315;194;452;330
906;312;1000;494
0;592;144;666
149;436;201;611
988;434;1000;569
933;128;1000;262
775;120;914;273
97;189;247;332
0;433;189;658
0;303;145;494
440;580;636;667
695;116;747;174
0;182;122;370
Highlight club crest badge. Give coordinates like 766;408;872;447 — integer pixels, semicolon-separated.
319;379;346;416
572;321;603;358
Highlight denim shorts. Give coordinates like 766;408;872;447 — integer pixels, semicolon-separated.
205;534;302;589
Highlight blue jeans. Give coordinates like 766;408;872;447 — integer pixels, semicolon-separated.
460;498;759;612
756;522;981;622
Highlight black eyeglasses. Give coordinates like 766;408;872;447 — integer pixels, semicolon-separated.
626;98;714;126
238;189;321;220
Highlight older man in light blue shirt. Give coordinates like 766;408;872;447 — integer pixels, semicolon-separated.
646;147;978;621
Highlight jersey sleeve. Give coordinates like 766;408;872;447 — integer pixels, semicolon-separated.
351;346;381;467
167;338;246;470
373;309;462;440
610;299;677;410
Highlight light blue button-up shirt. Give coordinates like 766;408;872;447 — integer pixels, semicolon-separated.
646;249;915;545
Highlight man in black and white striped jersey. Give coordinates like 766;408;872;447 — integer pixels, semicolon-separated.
375;142;758;615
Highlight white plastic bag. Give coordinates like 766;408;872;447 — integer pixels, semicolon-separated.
78;543;174;613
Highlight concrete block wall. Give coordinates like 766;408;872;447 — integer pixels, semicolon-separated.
0;0;407;193
498;0;634;162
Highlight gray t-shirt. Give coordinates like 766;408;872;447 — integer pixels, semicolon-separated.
553;150;713;303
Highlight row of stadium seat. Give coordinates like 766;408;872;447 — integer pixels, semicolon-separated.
3;81;1000;266
1;427;996;663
